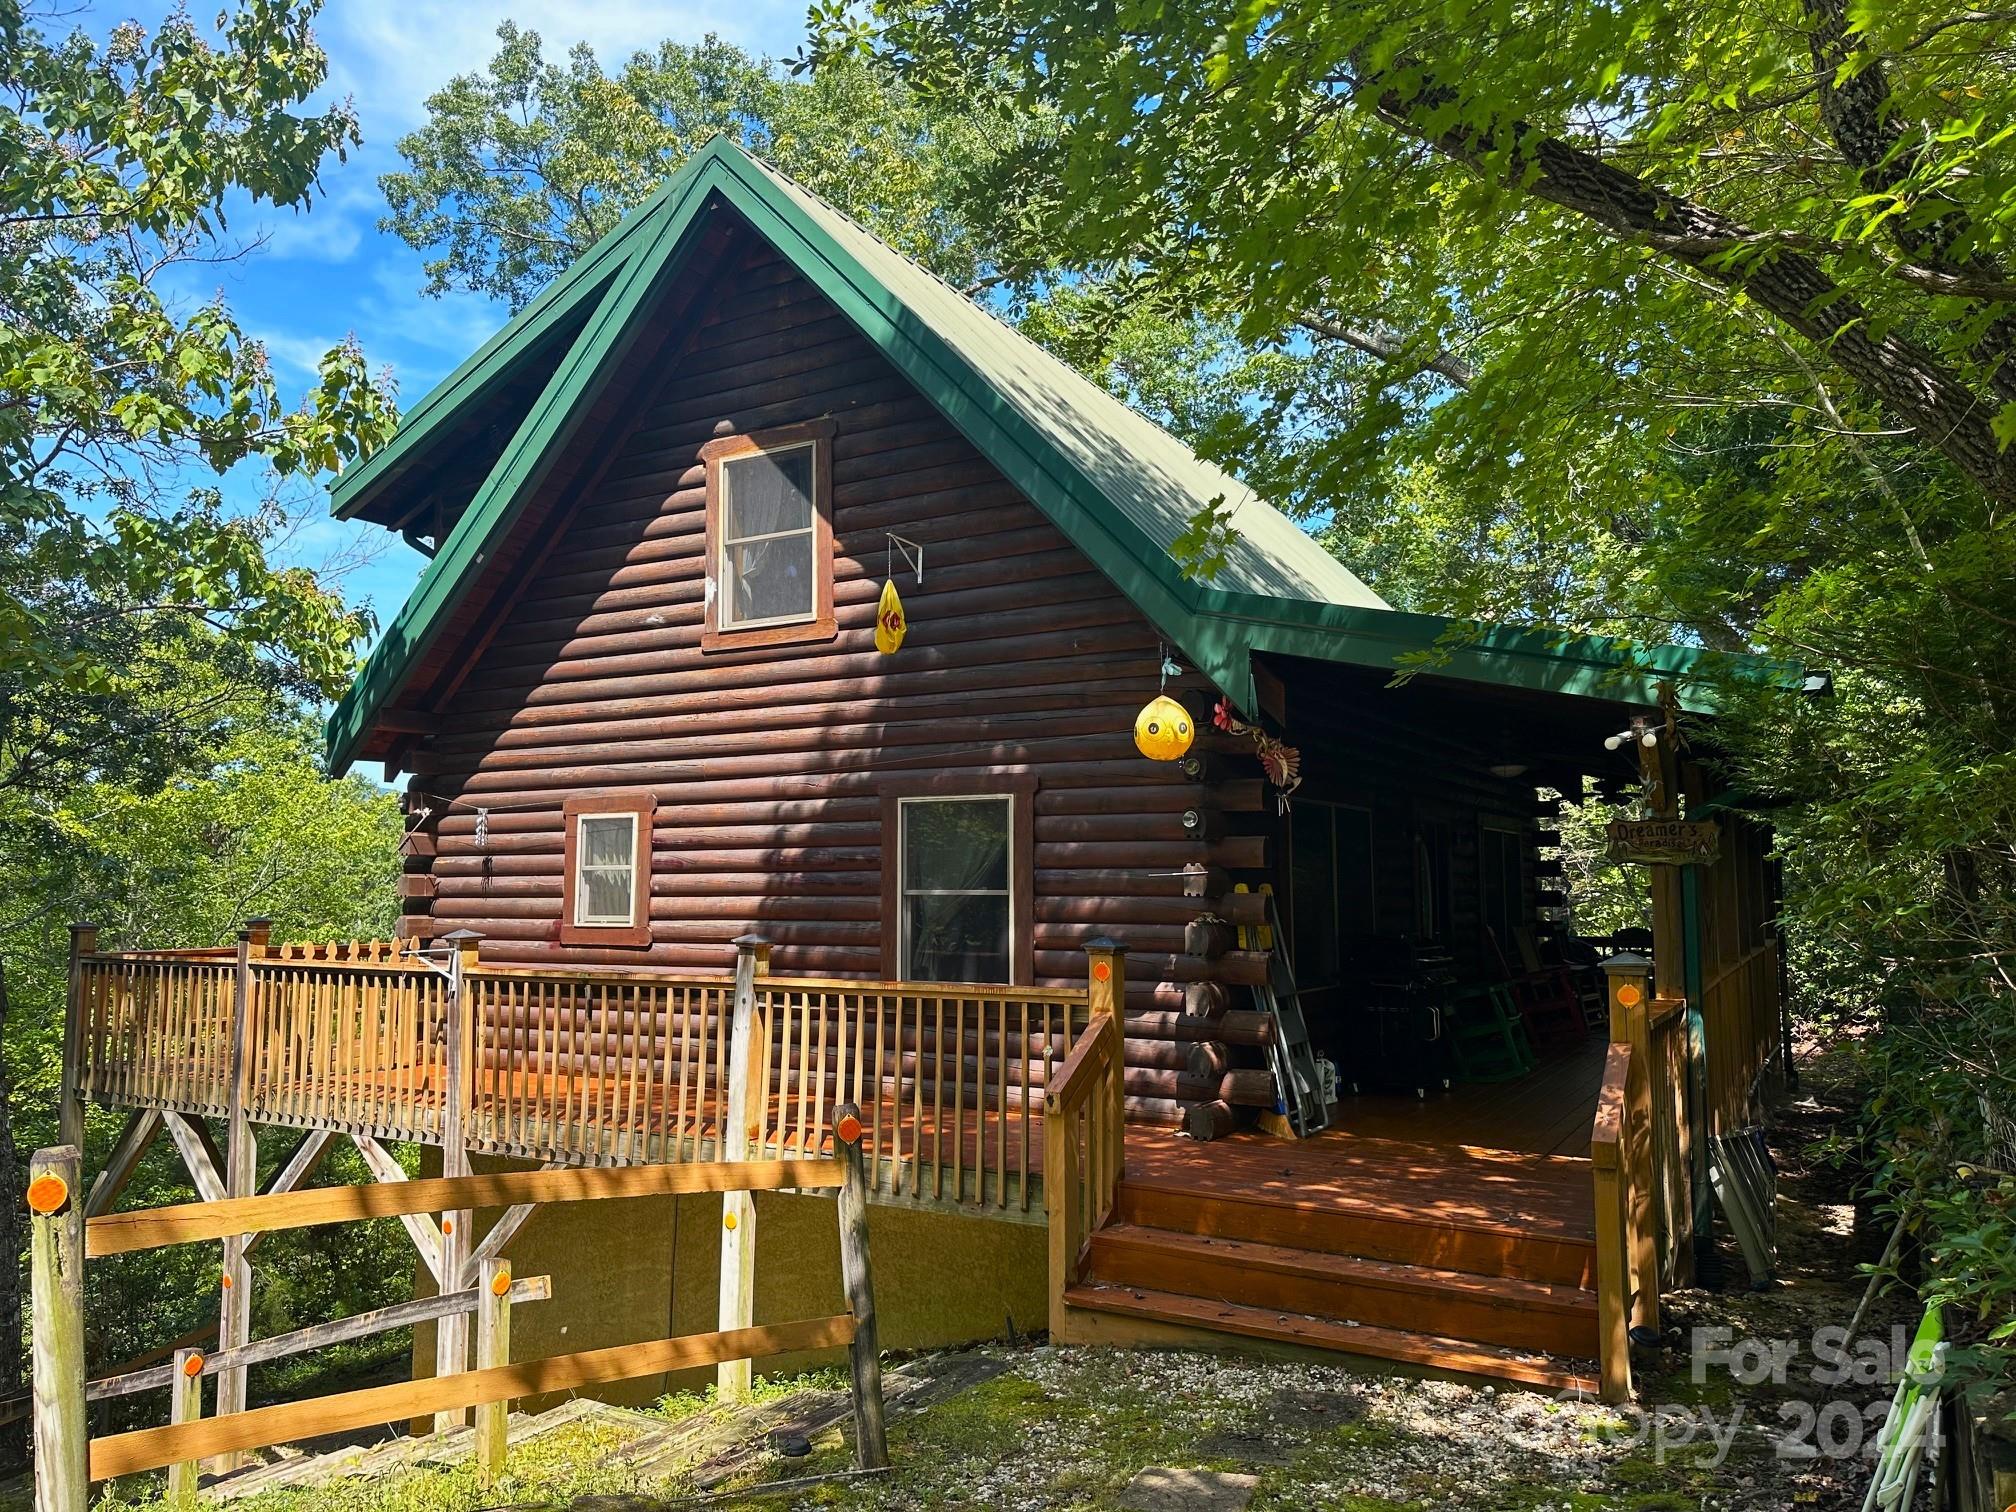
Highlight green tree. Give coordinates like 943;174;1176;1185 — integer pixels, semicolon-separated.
827;0;2016;1378
0;679;407;1417
380;24;1018;310
1;0;399;812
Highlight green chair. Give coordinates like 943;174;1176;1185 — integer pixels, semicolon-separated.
1446;983;1536;1083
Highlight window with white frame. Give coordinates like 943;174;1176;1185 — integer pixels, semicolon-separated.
573;812;640;927
898;796;1013;983
718;442;817;628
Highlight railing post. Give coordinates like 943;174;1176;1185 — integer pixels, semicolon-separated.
717;934;767;1403
474;1257;513;1483
832;1104;887;1470
166;1348;204;1503
1085;938;1127;1193
1592;1131;1633;1404
60;925;97;1152
28;1147;86;1512
1605;952;1667;1314
212;920;267;1467
436;931;481;1430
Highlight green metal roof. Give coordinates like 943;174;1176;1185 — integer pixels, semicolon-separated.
325;137;1796;774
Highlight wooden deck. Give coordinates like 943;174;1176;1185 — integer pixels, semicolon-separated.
1323;1035;1610;1158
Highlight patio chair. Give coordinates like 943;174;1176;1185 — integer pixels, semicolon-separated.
1487;928;1587;1045
1446;982;1535;1083
1516;926;1608;1031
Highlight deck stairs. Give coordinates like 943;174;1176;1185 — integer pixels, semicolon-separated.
1061;1134;1604;1395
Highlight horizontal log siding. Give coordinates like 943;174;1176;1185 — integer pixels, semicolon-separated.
401;229;1256;1122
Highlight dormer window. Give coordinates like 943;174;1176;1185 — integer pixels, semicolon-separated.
701;420;836;651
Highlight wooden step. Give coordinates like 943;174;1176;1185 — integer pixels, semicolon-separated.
1113;1181;1596;1288
1084;1225;1599;1359
1063;1283;1598;1396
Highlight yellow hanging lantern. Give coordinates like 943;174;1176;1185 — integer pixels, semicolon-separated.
874;578;907;654
1133;693;1194;761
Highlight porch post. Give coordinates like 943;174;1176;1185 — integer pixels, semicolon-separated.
1084;938;1128;1183
212;919;268;1467
60;925;98;1152
435;930;481;1430
717;934;768;1403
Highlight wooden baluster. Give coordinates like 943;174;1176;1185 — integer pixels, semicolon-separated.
871;994;888;1195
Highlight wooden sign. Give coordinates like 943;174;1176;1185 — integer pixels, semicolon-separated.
1606;817;1721;866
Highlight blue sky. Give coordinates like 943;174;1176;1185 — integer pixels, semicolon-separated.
103;0;813;627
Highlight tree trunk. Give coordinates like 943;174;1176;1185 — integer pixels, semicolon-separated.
0;963;26;1470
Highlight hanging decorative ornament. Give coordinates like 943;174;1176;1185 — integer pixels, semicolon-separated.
1214;697;1303;811
1134;693;1194;761
874;577;907;654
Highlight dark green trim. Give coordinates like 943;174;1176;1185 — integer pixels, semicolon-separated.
324;137;1807;773
326;165;718;768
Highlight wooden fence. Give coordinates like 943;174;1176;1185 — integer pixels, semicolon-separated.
68;927;1099;1215
27;1125;888;1506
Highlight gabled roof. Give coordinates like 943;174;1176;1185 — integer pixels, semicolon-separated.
326;137;1800;774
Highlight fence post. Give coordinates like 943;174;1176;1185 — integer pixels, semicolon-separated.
1084;939;1127;1193
28;1147;86;1512
60;926;97;1151
436;931;481;1430
474;1257;513;1482
717;934;768;1403
166;1348;204;1503
212;921;267;1468
832;1104;887;1469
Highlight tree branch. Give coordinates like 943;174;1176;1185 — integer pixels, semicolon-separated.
1354;73;2016;505
1294;311;1475;387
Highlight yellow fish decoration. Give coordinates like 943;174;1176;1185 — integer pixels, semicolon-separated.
1133;693;1194;761
874;578;908;654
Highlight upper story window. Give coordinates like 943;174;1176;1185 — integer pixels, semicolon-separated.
701;420;836;651
560;793;655;947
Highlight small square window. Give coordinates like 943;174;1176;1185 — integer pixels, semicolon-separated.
575;814;638;927
560;794;654;947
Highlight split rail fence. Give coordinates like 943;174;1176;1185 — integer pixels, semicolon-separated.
27;1125;889;1508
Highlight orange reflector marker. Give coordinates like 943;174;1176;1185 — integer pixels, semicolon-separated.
1616;982;1644;1008
723;1211;738;1232
25;1173;68;1215
181;1353;205;1378
836;1113;863;1144
442;1217;454;1235
220;1273;232;1289
490;1269;512;1297
1092;961;1111;982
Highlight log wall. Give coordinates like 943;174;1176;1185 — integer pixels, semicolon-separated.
394;223;1269;1129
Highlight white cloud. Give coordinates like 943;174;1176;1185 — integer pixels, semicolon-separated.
323;0;810;133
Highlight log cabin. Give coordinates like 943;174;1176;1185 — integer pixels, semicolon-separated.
63;137;1802;1411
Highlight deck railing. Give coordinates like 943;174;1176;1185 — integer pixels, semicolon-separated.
1590;954;1691;1403
1042;948;1128;1333
66;924;1100;1218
